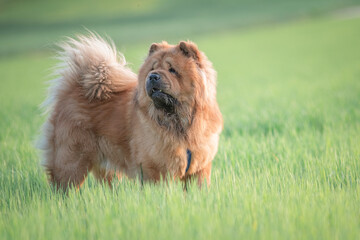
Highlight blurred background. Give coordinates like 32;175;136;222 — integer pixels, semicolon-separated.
1;1;360;239
1;0;359;133
1;0;359;60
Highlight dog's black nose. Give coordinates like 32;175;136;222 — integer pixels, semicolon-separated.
149;73;161;82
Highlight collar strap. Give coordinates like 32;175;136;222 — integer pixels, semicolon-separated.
185;149;192;173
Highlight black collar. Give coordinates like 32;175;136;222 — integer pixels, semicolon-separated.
185;149;192;173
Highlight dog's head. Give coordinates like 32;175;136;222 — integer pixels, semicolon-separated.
136;41;217;135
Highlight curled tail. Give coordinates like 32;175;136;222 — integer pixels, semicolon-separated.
49;33;137;104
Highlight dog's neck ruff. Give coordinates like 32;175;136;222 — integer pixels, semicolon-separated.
185;149;192;173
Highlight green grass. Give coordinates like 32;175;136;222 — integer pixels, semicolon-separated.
1;1;360;239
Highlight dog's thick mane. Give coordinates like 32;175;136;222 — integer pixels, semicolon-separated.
154;103;195;137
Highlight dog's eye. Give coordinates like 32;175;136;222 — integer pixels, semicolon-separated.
169;68;177;74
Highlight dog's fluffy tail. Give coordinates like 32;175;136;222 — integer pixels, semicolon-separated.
46;33;137;107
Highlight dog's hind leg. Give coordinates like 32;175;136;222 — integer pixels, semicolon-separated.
52;147;93;190
43;125;97;190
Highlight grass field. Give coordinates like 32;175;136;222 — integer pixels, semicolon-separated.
1;0;360;239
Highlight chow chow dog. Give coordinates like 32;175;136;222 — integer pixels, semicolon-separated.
39;33;223;189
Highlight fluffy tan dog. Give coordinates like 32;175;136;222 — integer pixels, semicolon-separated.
39;34;223;189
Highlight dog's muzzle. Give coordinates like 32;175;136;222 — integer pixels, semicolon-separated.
146;73;177;113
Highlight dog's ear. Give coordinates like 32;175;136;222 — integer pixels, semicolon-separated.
148;41;168;56
148;43;160;56
178;41;202;65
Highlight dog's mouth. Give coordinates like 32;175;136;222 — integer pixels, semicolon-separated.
149;87;171;98
149;88;177;113
145;73;178;113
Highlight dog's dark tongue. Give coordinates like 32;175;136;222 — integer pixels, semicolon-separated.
152;91;176;113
